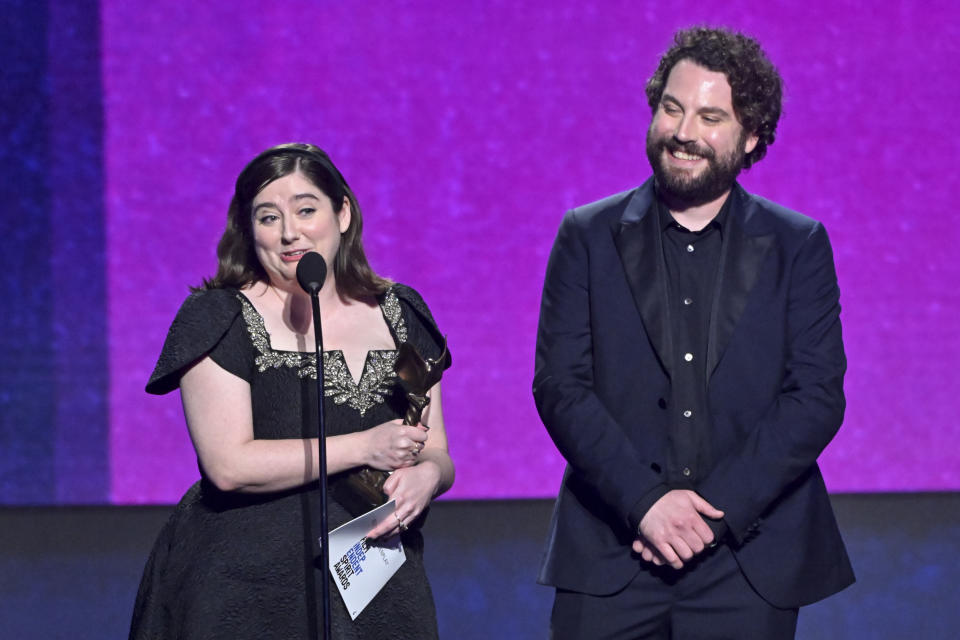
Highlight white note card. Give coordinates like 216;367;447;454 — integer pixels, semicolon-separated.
326;499;406;620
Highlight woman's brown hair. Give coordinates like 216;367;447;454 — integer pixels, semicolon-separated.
197;143;390;298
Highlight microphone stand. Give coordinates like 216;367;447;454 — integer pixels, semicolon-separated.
309;288;331;640
297;251;331;640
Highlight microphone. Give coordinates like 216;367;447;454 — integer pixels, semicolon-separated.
296;251;327;294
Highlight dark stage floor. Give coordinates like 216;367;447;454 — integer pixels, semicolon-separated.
2;494;958;639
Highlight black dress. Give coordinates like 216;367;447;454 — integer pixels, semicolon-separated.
129;284;445;639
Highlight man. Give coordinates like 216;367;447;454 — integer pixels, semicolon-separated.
533;27;854;639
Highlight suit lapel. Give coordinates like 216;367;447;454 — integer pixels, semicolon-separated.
614;187;673;377
706;185;776;379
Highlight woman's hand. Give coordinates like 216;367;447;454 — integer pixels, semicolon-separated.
365;460;442;539
363;383;454;539
362;420;428;471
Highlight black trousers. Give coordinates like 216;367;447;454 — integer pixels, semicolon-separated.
550;545;798;640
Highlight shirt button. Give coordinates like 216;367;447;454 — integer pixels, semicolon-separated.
683;297;693;305
686;244;694;253
683;353;693;362
683;410;693;418
682;467;692;477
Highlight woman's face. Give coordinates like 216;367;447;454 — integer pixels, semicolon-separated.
250;171;350;289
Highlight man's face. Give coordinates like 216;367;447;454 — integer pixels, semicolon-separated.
646;59;758;207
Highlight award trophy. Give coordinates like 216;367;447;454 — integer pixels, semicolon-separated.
331;338;451;517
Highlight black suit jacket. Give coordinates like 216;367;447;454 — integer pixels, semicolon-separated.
533;179;854;608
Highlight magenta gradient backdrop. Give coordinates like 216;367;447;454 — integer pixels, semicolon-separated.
105;1;960;503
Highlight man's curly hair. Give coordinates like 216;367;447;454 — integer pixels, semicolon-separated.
645;27;783;169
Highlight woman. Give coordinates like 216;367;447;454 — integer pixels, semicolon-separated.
130;143;454;639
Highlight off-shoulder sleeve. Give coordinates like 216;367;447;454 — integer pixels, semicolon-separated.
393;283;449;365
145;288;249;395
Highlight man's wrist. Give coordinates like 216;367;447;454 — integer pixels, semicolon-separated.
628;484;670;535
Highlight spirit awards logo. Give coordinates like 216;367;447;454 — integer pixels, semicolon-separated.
333;537;371;590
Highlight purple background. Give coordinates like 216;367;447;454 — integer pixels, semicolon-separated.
7;1;955;505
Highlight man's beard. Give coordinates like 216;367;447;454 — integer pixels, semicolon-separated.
646;129;747;207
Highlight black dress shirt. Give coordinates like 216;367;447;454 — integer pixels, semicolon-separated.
628;194;731;541
659;196;726;487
